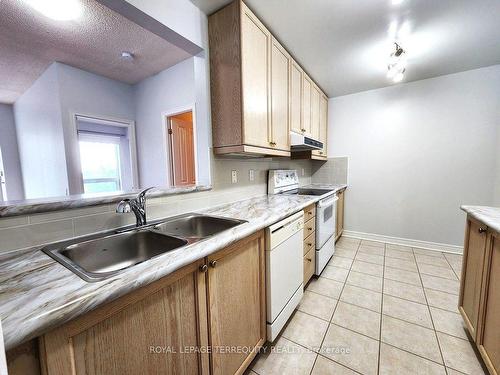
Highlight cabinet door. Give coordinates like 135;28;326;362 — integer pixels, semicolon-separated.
311;85;320;140
319;94;328;157
270;38;290;151
477;231;500;375
41;261;209;375
207;231;266;375
289;61;302;134
459;218;488;339
241;4;271;148
302;74;312;136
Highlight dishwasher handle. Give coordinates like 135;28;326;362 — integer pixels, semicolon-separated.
317;195;338;208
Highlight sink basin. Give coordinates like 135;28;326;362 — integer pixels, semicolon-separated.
43;231;187;282
43;213;246;282
152;213;246;239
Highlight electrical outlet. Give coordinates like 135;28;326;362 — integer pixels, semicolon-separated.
231;170;238;183
249;169;255;181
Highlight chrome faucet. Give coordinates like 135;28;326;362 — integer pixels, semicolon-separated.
116;187;155;227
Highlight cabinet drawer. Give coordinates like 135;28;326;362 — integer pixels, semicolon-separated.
304;217;315;238
303;248;315;285
304;204;316;220
303;233;315;256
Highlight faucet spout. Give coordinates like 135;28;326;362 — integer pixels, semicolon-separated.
116;187;155;227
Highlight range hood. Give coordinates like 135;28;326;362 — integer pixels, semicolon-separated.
290;132;322;151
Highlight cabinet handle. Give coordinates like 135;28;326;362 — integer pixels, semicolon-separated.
199;264;208;273
269;141;276;147
308;227;313;231
209;260;217;268
307;243;312;246
301;128;306;133
478;227;487;234
306;258;312;262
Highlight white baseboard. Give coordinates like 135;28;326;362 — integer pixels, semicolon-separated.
342;230;463;254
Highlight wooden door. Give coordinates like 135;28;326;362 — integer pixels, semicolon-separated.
477;231;500;375
319;94;328;157
241;4;271;148
336;190;345;240
302;74;312;136
459;217;488;339
207;231;266;375
289;60;302;134
41;261;209;375
170;116;196;187
270;38;290;151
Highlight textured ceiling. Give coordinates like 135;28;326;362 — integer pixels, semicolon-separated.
0;0;193;103
192;0;500;97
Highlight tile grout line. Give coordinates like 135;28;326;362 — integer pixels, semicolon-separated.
442;252;462;280
307;238;362;375
412;248;449;374
377;242;386;375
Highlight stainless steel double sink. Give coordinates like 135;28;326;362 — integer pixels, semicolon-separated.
42;213;246;282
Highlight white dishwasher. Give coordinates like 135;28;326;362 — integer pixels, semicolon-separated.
265;211;304;342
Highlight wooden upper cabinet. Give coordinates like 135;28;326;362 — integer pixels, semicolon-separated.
302;74;312;136
310;85;320;140
459;218;488;339
289;60;302;134
270;37;290;151
209;0;328;158
241;4;271;149
207;231;266;375
319;94;328;156
41;261;209;375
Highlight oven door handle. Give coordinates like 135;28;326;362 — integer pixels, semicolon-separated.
317;195;338;208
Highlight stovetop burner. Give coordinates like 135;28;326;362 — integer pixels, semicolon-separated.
284;188;334;196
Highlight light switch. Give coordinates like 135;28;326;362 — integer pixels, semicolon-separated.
231;170;238;183
249;169;255;181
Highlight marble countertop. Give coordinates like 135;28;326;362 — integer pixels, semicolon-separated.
461;205;500;234
0;185;346;350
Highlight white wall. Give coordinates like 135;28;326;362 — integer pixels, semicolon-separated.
0;104;24;200
56;63;136;194
124;0;206;48
134;58;196;187
328;65;500;246
13;64;69;199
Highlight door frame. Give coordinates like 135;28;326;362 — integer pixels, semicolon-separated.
161;104;198;187
69;112;139;194
0;146;6;201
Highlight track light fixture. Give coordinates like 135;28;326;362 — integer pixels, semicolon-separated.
387;42;407;83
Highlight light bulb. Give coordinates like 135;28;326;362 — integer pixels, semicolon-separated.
393;71;405;82
24;0;82;21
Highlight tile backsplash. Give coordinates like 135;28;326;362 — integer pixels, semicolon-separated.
312;157;349;185
0;155;313;254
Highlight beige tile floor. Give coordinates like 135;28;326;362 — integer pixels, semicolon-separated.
248;237;488;375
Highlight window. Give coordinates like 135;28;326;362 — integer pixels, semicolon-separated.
78;133;122;194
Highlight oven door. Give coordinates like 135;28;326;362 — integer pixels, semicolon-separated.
315;195;338;249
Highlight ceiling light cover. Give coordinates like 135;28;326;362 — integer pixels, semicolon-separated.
24;0;83;21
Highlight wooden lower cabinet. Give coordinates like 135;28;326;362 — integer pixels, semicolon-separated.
335;189;345;241
207;231;266;375
40;260;209;375
459;215;500;375
476;231;500;375
459;218;488;338
38;231;266;375
303;204;316;285
303;248;315;284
